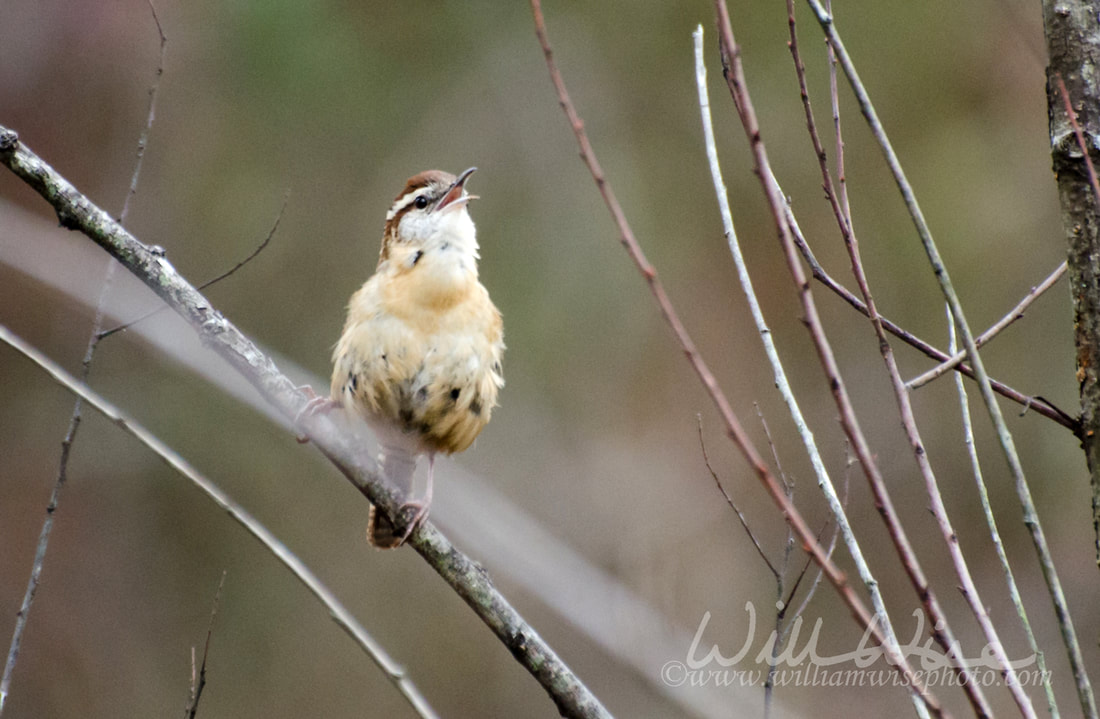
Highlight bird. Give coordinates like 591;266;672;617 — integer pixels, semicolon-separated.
322;167;504;548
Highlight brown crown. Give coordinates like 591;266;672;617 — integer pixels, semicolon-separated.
377;170;457;265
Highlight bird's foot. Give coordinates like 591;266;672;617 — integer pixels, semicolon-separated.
294;386;340;443
397;499;432;545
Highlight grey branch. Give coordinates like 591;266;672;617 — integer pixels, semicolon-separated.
0;125;611;719
0;323;440;719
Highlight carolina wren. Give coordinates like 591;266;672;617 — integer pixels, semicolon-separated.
329;167;504;548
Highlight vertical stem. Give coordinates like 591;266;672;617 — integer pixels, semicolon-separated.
1043;0;1100;571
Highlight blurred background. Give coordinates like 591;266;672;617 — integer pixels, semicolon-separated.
0;1;1094;717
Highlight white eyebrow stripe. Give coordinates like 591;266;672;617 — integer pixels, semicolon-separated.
386;190;426;221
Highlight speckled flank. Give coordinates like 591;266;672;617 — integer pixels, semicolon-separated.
332;275;504;455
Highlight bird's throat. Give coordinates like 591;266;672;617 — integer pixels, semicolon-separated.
384;246;478;314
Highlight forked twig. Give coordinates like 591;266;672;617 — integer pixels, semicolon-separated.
791;227;1077;431
907;261;1068;389
184;571;226;719
98;191;288;340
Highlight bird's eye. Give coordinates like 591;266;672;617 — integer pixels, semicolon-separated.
414;195;430;210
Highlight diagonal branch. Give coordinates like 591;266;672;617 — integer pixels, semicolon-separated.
907;261;1068;390
98;190;286;341
0;125;611;719
697;417;779;580
0;324;440;719
791;230;1077;432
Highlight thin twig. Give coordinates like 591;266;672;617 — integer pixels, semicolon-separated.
1056;75;1100;212
99;191;288;341
0;126;610;719
788;2;1033;714
184;571;226;719
781;464;845;643
763;518;828;719
825;0;850;226
527;1;939;709
754;404;791;496
0;6;165;713
907;261;1068;389
0;262;115;719
754;402;796;710
120;0;166;224
803;2;1096;714
696;24;927;716
697;416;778;579
948;309;1060;719
753;403;795;626
0;325;441;719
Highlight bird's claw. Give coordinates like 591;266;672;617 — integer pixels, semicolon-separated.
294;385;339;443
397;500;431;545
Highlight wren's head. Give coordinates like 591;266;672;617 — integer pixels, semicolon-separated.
379;167;479;269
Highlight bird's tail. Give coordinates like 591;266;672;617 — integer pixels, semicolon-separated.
367;444;417;549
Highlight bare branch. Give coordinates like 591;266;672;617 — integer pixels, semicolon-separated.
790;224;1077;432
527;1;940;710
948;310;1061;719
696;416;778;579
824;0;850;226
184;571;226;719
787;1;1034;713
0;124;609;719
0;324;441;719
803;1;1095;713
692;25;929;716
715;0;976;711
98;191;288;341
786;0;1071;435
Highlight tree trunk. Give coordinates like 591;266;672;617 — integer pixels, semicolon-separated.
1042;0;1100;566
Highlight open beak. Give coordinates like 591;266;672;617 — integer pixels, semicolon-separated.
433;166;478;213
